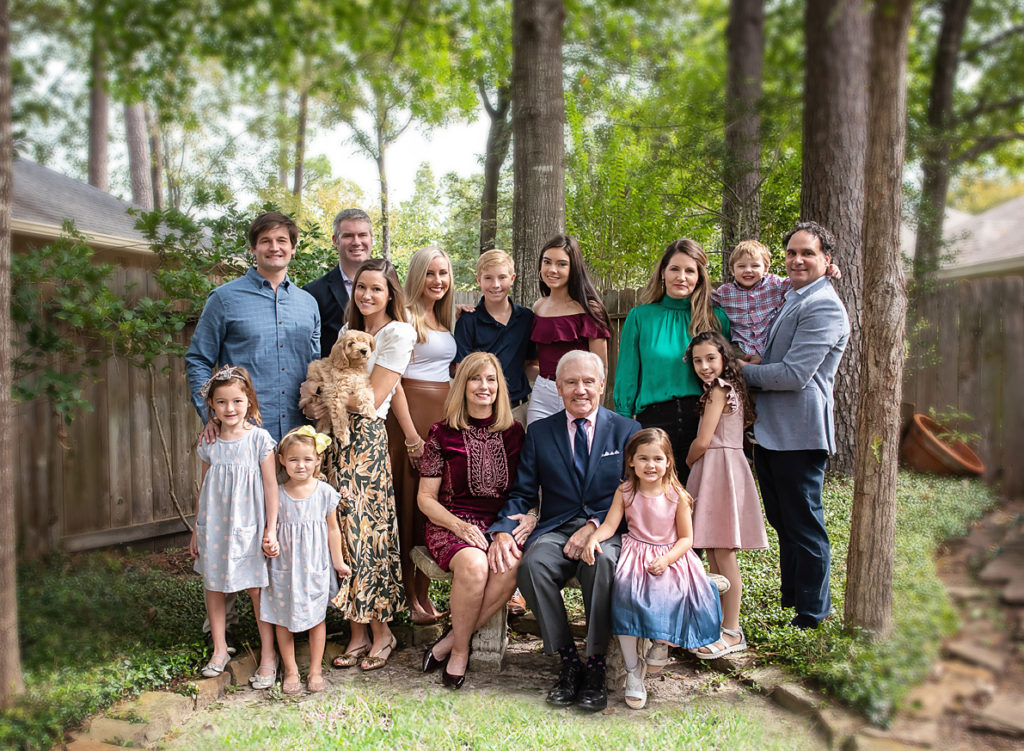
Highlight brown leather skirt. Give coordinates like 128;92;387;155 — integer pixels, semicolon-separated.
386;378;451;575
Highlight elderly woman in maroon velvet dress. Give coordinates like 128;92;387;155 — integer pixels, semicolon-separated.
417;352;526;689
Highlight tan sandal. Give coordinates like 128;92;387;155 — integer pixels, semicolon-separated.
307;674;327;693
360;635;397;672
332;643;370;668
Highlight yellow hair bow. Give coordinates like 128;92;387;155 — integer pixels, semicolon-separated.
284;425;332;454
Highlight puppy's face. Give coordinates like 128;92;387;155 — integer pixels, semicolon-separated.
341;330;374;367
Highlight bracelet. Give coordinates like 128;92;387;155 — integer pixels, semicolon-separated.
527;509;539;519
405;438;424;452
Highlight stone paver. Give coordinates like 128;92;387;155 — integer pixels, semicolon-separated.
967;694;1024;737
942;640;1006;674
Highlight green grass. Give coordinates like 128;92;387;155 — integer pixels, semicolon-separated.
166;683;818;750
739;471;998;724
0;471;999;747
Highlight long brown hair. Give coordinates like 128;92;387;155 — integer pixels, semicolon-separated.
686;331;756;429
204;365;262;426
537;234;611;330
640;239;721;337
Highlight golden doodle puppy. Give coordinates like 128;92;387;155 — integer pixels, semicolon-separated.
300;329;377;447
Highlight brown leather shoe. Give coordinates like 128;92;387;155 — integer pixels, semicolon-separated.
507;589;527;616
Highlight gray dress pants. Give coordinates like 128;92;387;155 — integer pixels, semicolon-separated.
517;517;621;657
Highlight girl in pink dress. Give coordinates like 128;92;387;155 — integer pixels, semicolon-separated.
583;428;721;710
685;331;768;659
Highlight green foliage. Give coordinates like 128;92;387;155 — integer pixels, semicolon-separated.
741;472;997;724
926;406;982;447
3;552;210;750
10;224;125;421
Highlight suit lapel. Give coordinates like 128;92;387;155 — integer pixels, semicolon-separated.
329;267;349;310
548;411;579;492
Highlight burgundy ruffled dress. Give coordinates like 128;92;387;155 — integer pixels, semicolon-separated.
531;313;610;381
419;416;525;570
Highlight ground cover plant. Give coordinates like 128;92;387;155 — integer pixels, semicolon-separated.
0;472;998;748
739;472;998;724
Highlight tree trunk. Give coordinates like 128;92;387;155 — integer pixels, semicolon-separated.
293;87;308;205
87;28;109;191
511;0;566;305
801;0;869;475
125;102;154;210
721;0;763;275
144;105;163;210
277;88;289;190
846;0;912;638
376;124;391;261
913;0;971;282
0;0;25;700
480;81;512;254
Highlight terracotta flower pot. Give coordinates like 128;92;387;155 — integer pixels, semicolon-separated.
899;413;984;476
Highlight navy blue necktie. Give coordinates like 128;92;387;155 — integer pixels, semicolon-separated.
573;417;590;483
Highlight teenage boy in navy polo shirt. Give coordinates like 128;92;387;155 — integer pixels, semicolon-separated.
453;249;535;426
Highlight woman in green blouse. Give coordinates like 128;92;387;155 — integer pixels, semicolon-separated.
613;238;730;482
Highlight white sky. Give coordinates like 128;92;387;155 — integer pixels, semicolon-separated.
311;117;493;204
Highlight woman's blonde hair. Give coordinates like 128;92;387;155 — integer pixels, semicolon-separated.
405;246;454;343
275;432;325;484
640;238;721;336
444;352;514;432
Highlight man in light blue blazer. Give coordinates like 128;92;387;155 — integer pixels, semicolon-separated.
488;350;640;711
740;221;850;629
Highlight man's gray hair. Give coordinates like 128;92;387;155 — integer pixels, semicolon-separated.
555;350;605;382
333;208;372;237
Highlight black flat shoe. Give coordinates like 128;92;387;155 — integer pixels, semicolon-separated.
422;626;452;673
441;666;466;689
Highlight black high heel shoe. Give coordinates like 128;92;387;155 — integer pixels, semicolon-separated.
441;665;465;690
422;626;452;673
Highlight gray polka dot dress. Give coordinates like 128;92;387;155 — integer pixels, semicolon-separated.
262;481;341;632
193;427;275;592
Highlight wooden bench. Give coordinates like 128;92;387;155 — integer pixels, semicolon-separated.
410;546;508;672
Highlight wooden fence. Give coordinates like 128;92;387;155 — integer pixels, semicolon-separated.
15;253;202;559
16;274;1021;559
903;276;1024;497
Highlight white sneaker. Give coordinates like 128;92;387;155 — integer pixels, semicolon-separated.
624;662;647;709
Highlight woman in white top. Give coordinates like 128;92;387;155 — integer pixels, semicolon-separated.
320;258;416;672
388;246;457;624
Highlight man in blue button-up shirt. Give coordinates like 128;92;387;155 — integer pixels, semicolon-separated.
185;211;321;442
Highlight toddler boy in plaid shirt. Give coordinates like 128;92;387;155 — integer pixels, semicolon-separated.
713;240;839;363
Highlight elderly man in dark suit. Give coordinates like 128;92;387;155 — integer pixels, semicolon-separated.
303;208;373;355
740;221;850;630
488;350;641;711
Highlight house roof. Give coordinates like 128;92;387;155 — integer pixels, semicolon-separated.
12;159;150;253
904;194;1024;280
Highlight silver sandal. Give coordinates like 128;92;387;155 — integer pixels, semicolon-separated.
249;662;278;690
201;654;230;678
695;627;747;660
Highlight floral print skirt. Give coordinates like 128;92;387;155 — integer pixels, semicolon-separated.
325;415;405;623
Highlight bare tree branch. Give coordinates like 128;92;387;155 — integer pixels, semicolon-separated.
954;94;1024;126
954;131;1024;164
960;23;1024;62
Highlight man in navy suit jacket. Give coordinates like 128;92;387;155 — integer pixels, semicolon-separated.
303;208;373;356
489;350;640;711
741;221;850;630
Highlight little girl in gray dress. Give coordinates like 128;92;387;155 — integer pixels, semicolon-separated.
262;426;350;694
190;365;280;685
